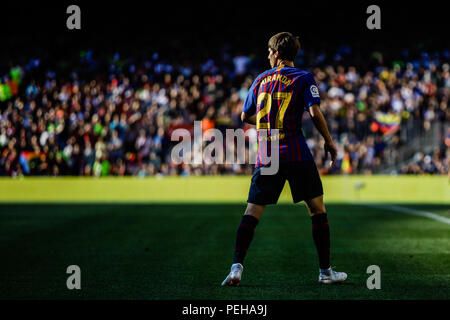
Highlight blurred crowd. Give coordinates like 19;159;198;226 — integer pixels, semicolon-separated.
399;128;450;175
0;45;449;177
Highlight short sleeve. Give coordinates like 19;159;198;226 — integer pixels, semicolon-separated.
303;73;321;108
242;78;259;116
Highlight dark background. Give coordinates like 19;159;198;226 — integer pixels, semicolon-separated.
0;0;448;67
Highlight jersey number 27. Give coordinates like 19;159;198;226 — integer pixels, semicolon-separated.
256;92;292;130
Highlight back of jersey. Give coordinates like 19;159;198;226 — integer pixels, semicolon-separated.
242;66;321;168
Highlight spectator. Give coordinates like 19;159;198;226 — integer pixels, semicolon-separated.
0;44;448;176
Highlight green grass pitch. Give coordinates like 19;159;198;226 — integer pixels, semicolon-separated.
1;202;449;300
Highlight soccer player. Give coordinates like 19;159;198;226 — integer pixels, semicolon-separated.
221;32;347;286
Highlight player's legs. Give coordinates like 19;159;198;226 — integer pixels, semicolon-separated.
286;162;330;270
304;194;326;216
244;202;265;220
233;166;284;265
305;195;347;283
233;203;265;263
287;162;346;283
305;195;330;269
221;203;265;286
222;166;284;286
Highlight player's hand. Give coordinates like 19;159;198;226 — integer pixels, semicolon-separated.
324;141;337;167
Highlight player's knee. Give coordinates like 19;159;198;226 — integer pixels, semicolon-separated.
244;203;264;220
306;203;326;216
305;196;326;216
309;210;326;217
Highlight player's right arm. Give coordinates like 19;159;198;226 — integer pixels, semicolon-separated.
241;77;260;125
241;112;256;125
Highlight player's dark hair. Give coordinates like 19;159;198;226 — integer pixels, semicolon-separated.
268;32;300;61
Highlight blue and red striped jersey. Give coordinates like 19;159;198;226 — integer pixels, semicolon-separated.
242;65;320;168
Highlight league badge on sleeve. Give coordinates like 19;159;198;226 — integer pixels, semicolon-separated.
310;85;320;98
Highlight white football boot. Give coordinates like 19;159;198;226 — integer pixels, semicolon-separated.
221;263;243;286
318;266;347;284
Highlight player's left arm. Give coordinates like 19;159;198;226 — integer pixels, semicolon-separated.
309;104;337;166
304;73;337;166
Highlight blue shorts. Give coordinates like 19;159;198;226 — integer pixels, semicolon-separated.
247;161;324;205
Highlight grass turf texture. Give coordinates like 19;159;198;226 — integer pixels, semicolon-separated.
0;175;448;203
1;203;449;300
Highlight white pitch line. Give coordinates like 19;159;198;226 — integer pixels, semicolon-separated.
361;203;450;226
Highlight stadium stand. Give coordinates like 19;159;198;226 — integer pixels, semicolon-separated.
0;42;448;176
